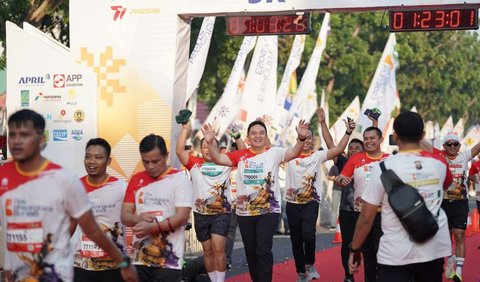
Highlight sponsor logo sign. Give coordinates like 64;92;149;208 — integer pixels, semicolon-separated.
20;90;29;107
53;130;68;141
71;130;83;141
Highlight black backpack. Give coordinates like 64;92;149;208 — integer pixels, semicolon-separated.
379;161;439;243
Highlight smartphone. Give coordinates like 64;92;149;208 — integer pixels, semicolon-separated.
389;134;397;146
364;109;381;120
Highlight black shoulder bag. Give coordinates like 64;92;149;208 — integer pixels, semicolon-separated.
379;161;439;243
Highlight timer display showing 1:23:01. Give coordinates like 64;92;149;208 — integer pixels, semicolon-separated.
389;8;478;32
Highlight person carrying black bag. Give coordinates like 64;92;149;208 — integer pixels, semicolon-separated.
348;111;453;282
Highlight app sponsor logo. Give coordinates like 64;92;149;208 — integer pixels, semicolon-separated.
73;110;85;123
111;5;127;21
71;129;83;141
20;90;29;107
53;74;84;88
18;74;49;86
44;130;49;141
53;130;68;141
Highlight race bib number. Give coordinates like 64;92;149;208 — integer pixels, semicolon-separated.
81;235;108;258
243;168;264;185
6;222;44;253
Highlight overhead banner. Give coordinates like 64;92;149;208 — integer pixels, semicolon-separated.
6;22;97;176
70;0;180;178
178;0;478;15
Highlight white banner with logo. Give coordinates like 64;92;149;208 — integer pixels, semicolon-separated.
201;36;256;139
70;0;180;178
356;33;399;135
6;22;97;176
238;36;278;127
185;16;215;104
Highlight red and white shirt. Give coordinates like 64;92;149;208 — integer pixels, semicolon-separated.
73;176;127;271
0;160;91;282
285;150;327;204
185;155;231;215
439;149;472;200
340;152;389;212
227;147;285;216
123;168;193;270
363;150;453;265
469;160;480;201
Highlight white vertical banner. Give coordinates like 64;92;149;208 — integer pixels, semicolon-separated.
270;35;306;139
6;21;97;176
356;33;399;135
70;0;179;178
434;115;454;148
461;125;480;150
238;36;278;127
453;118;465;139
275;13;330;146
185;16;215;104
330;96;361;145
200;36;257;139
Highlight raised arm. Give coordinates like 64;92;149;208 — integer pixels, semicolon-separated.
175;120;192;166
326;119;356;160
284;119;310;162
317;108;335;149
202;123;233;166
227;127;247;150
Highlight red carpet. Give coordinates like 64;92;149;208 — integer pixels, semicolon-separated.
227;233;480;282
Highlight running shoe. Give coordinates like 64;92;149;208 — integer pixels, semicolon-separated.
452;273;462;282
445;258;455;280
306;264;320;280
297;273;308;282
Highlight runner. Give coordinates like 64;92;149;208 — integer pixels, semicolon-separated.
285;115;356;282
121;134;193;282
202;119;310;282
336;126;389;282
72;138;127;282
0;109;137;282
436;133;480;282
349;111;453;282
176;120;245;282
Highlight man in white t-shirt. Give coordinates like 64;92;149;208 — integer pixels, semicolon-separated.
349;111;453;282
176;120;245;282
285;118;355;282
0;109;137;282
72;138;128;282
202;119;310;282
437;133;480;281
121;134;193;282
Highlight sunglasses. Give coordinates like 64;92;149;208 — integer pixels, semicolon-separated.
445;142;460;147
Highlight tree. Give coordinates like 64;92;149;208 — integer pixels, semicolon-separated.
0;0;69;69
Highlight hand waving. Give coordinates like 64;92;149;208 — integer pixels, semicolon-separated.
201;123;216;144
296;119;310;140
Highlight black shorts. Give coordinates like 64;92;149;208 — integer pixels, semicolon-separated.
74;267;123;282
193;212;231;242
135;265;181;282
441;199;469;230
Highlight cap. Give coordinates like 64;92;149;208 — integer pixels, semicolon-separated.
219;142;227;149
443;133;460;144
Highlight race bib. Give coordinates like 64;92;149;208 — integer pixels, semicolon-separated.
6;221;44;253
243;168;264;185
80;235;108;258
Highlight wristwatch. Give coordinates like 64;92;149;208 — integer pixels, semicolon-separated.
117;255;131;269
349;242;361;253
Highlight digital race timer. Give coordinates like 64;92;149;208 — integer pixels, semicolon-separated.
389;8;478;32
226;14;311;36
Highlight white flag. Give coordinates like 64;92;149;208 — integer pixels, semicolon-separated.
200;36;257;139
270;35;306;139
434;116;454;148
238;36;278;127
185;17;215;104
356;33;399;135
461;125;480;150
330;96;361;145
275;13;330;146
453;118;465;139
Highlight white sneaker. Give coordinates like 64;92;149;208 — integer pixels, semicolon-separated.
297;273;308;282
445;258;455;279
306;264;320;280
